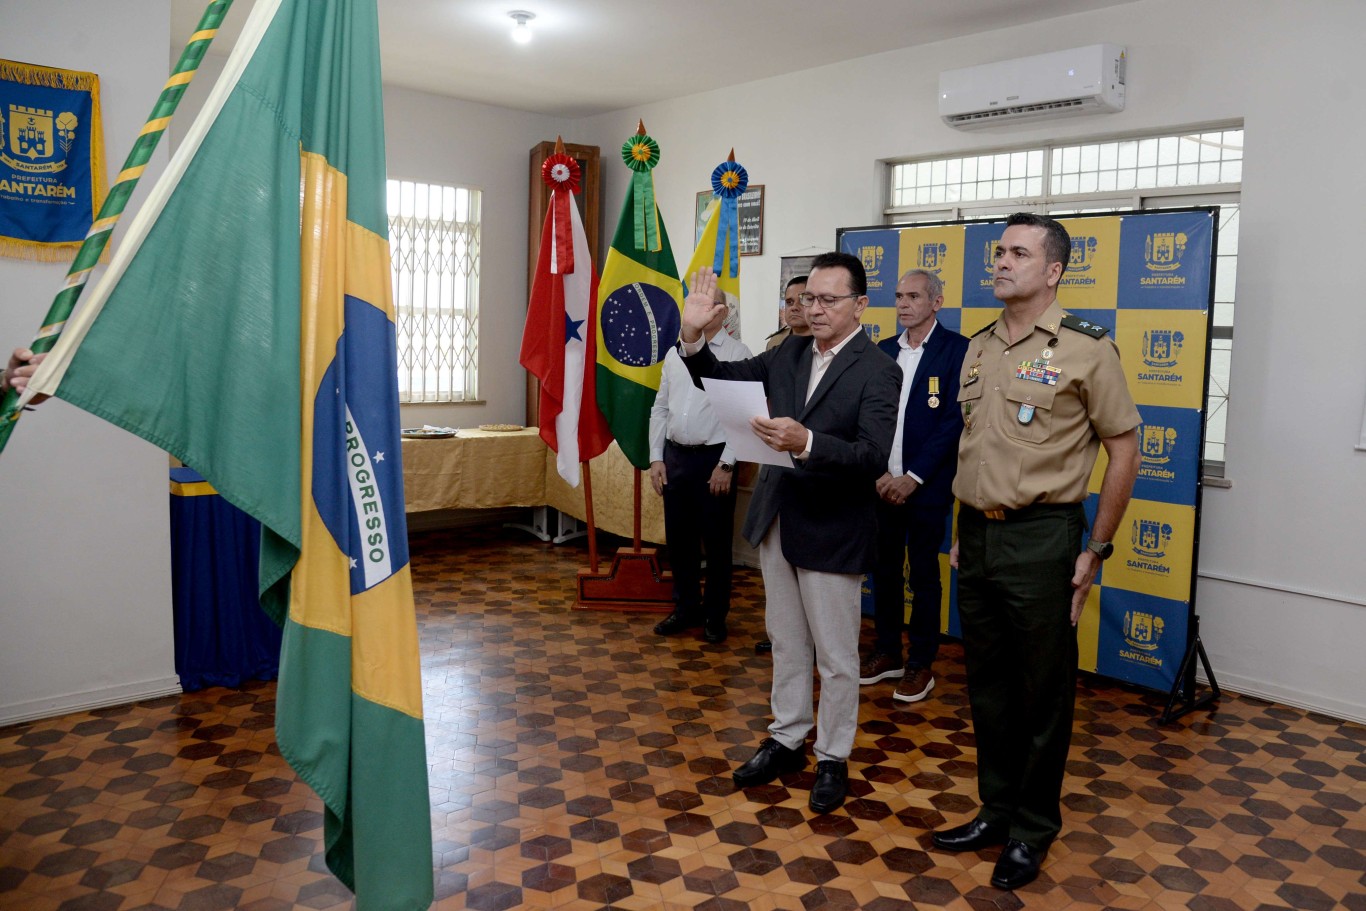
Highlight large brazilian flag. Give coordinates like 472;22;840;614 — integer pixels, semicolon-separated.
25;1;433;908
595;131;683;470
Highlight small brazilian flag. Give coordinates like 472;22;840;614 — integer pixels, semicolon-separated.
595;132;682;470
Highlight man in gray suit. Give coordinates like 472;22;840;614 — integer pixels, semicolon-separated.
678;252;900;813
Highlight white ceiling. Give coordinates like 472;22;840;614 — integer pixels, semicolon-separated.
172;0;1142;118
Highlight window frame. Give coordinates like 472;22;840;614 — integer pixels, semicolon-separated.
387;177;482;405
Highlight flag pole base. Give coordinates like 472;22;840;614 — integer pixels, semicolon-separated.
574;546;674;612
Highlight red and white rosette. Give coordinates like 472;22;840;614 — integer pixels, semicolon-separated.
541;152;581;273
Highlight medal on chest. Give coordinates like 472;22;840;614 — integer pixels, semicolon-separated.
1014;339;1062;386
927;376;940;409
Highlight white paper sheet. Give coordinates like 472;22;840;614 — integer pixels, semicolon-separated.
701;378;794;468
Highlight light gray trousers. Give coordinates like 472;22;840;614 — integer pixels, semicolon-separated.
759;517;863;762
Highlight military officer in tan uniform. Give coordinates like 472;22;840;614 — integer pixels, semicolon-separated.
932;213;1140;891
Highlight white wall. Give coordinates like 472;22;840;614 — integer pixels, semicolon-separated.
578;0;1366;721
0;2;179;724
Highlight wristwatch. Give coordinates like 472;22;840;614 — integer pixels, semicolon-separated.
718;463;733;473
1086;538;1114;560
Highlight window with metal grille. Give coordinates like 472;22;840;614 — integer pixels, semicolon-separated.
886;126;1242;478
388;179;481;403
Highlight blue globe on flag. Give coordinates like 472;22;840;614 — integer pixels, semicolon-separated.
599;281;680;368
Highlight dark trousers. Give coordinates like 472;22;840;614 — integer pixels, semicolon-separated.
662;441;736;621
956;503;1084;850
871;499;948;668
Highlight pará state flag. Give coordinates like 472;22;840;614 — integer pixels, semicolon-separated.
595;182;682;470
25;2;433;908
520;181;612;486
686;197;741;333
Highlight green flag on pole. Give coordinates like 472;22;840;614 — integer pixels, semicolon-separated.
594;124;682;470
25;1;433;908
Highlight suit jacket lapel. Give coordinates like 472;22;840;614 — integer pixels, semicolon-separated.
799;330;867;420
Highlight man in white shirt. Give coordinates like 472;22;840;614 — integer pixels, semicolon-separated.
649;290;752;643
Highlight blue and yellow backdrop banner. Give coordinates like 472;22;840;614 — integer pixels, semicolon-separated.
842;209;1216;691
0;59;105;262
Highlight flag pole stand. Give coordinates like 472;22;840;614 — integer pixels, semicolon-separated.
574;469;674;611
1159;614;1221;724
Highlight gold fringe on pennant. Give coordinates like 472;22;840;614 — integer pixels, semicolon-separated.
0;59;108;265
0;237;85;263
0;58;99;92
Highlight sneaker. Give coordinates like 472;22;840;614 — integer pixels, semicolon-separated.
893;666;935;702
858;652;904;685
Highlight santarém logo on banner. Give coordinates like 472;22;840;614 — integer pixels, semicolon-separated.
1140;231;1188;286
1122;610;1165;652
857;244;885;278
1145;232;1187;271
1;104;79;177
917;242;947;272
1138;423;1179;483
1059;234;1100;288
979;237;1002;290
1068;236;1099;272
1141;329;1184;369
1131;518;1173;561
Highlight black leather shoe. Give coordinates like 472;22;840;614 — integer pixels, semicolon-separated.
991;839;1043;890
931;817;1009;852
703;618;728;643
653;611;701;636
808;760;848;814
755;639;772;654
732;738;805;787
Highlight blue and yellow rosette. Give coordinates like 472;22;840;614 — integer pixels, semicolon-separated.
710;152;748;277
621;124;661;252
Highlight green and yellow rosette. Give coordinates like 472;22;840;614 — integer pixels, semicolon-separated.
621;122;661;252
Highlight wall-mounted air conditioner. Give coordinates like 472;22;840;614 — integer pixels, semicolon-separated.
938;44;1126;130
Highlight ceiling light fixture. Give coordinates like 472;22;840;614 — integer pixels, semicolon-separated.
508;10;535;45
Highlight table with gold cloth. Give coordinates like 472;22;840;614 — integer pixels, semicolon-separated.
401;430;665;544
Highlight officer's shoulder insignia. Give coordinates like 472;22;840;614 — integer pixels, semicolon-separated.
1061;314;1110;339
971;320;996;338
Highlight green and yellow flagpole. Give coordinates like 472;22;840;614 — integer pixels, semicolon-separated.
0;0;234;457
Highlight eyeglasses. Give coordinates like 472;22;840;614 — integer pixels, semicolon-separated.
796;292;859;309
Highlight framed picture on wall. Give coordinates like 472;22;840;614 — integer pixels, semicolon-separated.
694;185;765;256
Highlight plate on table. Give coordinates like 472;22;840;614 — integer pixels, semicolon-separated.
477;423;524;433
401;428;456;439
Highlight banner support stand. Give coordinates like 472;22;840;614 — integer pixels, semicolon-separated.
1159;614;1220;724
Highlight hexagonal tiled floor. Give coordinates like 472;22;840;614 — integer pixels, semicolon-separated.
1;527;1363;910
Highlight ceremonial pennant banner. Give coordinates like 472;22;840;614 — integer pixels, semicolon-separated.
595;127;682;470
688;151;749;340
841;209;1216;692
0;59;106;262
25;1;433;907
521;151;613;487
